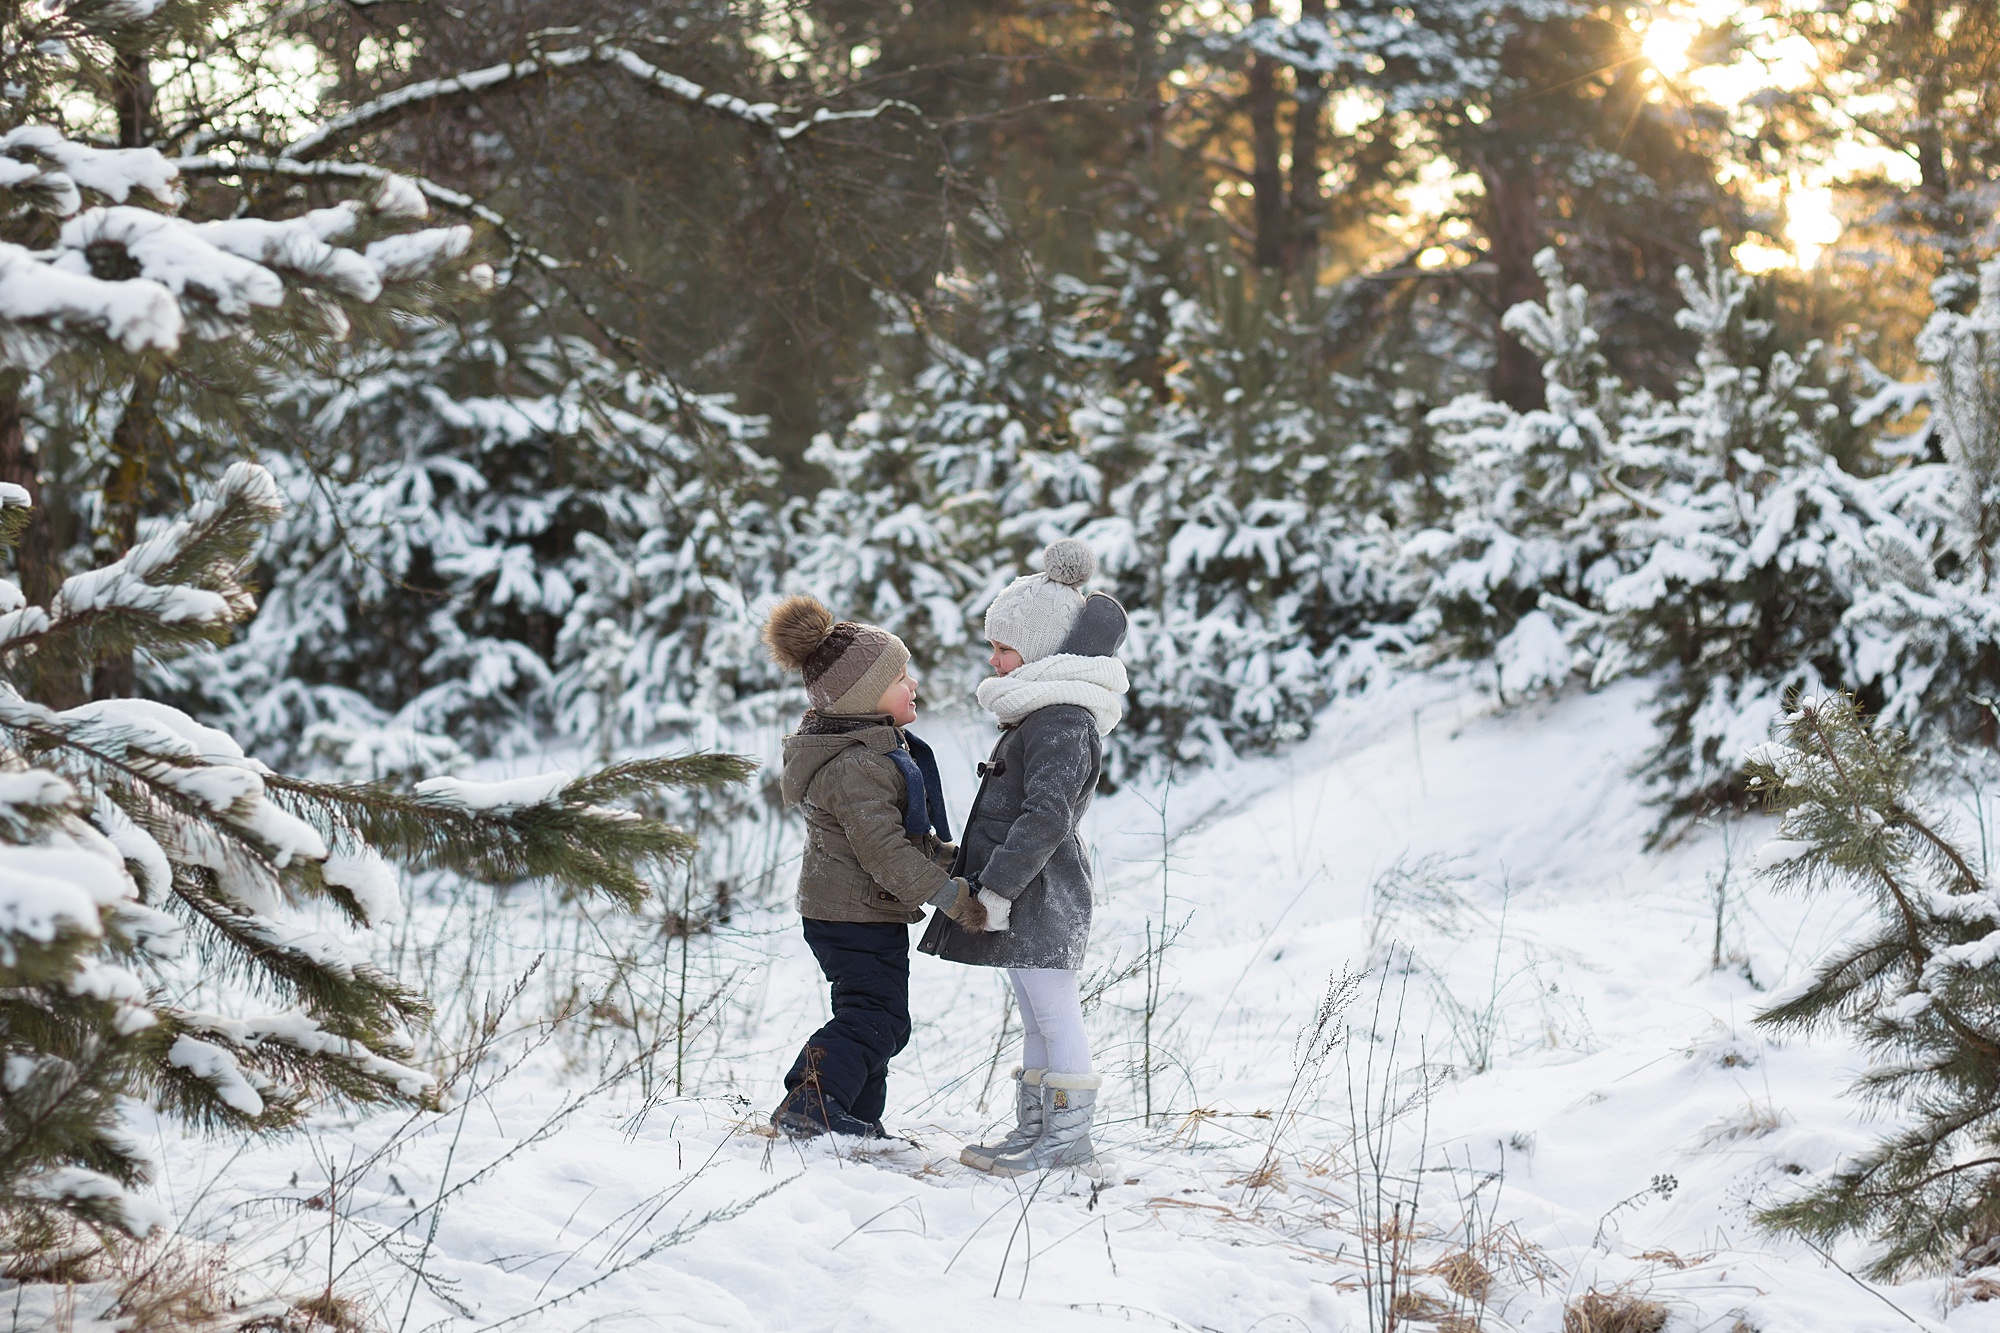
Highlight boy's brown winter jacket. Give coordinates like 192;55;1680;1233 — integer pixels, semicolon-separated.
781;714;955;923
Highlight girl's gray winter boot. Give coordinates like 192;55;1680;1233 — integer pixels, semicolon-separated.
961;1068;1044;1171
988;1072;1102;1177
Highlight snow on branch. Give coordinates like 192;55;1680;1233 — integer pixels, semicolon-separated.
175;1008;433;1102
0;124;484;368
0;239;181;367
33;459;281;654
273;42;921;165
173;154;541;272
0;124;181;216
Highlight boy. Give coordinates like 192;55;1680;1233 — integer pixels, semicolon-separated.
763;594;986;1138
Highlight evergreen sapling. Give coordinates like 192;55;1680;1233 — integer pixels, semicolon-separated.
1747;693;2000;1276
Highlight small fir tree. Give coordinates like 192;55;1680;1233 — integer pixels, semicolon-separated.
170;317;780;770
1402;246;1627;672
1746;694;2000;1277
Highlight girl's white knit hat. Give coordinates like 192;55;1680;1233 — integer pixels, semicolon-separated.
984;538;1096;664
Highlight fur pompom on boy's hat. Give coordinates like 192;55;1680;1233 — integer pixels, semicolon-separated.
764;595;911;716
984;538;1097;665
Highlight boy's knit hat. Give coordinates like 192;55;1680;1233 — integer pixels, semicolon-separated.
984;538;1096;665
763;595;910;715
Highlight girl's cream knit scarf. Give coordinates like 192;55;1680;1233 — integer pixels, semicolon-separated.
975;653;1128;736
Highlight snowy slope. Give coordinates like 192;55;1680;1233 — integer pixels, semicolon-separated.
124;673;2000;1333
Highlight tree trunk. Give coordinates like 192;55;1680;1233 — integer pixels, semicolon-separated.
1283;0;1327;284
92;367;162;700
0;375;61;610
90;50;157;699
0;374;84;707
1246;0;1285;271
114;48;153;148
1118;0;1168;155
1482;154;1545;411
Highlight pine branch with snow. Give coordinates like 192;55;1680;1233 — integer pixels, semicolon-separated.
0;465;753;1249
1746;694;2000;1277
0;768;166;1250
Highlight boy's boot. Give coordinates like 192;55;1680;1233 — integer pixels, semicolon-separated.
772;1047;882;1139
960;1068;1044;1171
773;1090;883;1140
988;1072;1101;1177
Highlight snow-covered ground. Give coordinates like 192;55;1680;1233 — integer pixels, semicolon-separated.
120;674;2000;1331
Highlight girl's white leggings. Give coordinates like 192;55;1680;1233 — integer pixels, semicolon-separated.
1008;967;1091;1075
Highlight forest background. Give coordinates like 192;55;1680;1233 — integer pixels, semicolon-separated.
55;0;1988;815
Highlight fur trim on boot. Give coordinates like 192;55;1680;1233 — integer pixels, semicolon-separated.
988;1071;1102;1177
960;1068;1043;1170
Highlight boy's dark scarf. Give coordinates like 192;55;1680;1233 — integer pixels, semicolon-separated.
798;711;951;841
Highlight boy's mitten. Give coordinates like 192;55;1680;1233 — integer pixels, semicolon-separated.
931;877;989;932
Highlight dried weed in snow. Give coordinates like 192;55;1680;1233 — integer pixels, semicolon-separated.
1562;1288;1669;1333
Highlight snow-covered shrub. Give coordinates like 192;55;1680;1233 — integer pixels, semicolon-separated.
818;244;1405;775
1078;276;1405;772
1582;233;1871;817
1418;236;1892;819
179;319;780;767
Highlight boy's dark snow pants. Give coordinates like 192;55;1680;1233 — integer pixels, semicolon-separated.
780;919;912;1127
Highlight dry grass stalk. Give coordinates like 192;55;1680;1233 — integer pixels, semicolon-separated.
1389;1289;1451;1322
1228;1159;1285;1191
110;1239;233;1333
1697;1098;1786;1147
291;1293;368;1331
1950;1275;2000;1307
1562;1289;1668;1333
1432;1249;1494;1303
1436;1317;1483;1333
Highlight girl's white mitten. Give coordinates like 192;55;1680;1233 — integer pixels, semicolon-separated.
976;889;1011;932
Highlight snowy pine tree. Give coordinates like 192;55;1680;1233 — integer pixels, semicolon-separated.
820;241;1405;772
1073;267;1403;771
1747;694;2000;1277
0;70;752;1255
1841;256;2000;747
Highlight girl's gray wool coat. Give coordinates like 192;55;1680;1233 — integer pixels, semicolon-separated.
918;702;1100;970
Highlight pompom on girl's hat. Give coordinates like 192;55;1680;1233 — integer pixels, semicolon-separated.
983;538;1098;666
763;594;911;716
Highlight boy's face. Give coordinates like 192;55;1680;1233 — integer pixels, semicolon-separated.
875;665;919;726
988;641;1025;675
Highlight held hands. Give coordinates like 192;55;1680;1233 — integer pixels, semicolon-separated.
937;877;1009;933
938;877;987;932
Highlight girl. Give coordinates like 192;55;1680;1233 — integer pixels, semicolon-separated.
919;538;1128;1175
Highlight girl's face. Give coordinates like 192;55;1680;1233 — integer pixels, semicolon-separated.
875;665;919;726
988;641;1024;676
